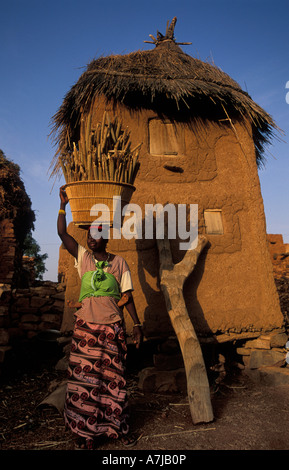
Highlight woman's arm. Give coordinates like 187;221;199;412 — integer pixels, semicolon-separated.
57;187;78;259
123;291;143;349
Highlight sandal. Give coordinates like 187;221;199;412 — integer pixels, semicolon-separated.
120;434;138;448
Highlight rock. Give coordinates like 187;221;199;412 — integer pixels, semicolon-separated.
57;336;72;346
244;336;271;350
0;345;12;363
20;322;39;331
14;296;30;310
138;367;156;392
27;331;38;339
39;321;61;330
248;349;285;369
138;366;187;393
20;314;39;323
20;308;38;315
236;347;251;356
242;355;250;367
50;300;64;313
56;284;66;292
51;291;65;301
269;332;288;348
0;329;9;345
30;296;48;309
0;306;9;315
41;313;62;323
158;337;180;355
15;289;30;295
244;366;289;386
153;353;184;371
55;356;69;371
39;304;54;313
0;284;11;299
37;382;67;413
30;286;56;296
7;327;25;340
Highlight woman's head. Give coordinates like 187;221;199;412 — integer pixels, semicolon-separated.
87;224;108;252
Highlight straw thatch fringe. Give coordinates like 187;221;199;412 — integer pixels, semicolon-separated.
50;22;280;171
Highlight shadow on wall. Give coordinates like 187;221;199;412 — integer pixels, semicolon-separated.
135;227;213;339
135;238;171;338
183;241;212;335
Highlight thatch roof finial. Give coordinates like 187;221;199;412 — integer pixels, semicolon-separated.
144;17;192;47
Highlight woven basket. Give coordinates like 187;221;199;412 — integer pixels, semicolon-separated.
64;180;136;227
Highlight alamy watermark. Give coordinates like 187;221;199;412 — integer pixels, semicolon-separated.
89;196;198;251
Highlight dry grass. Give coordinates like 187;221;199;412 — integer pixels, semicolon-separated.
50;34;279;170
51;111;140;185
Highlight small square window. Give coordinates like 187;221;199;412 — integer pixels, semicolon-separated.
149;119;179;155
204;210;224;235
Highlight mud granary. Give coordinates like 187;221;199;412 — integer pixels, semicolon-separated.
52;18;284;341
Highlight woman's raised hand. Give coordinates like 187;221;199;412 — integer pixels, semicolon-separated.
60;186;69;205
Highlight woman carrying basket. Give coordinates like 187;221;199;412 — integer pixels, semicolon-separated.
57;187;143;450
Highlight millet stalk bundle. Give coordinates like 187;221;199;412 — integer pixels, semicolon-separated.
59;111;141;185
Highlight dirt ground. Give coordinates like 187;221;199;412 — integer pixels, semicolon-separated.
1;336;289;456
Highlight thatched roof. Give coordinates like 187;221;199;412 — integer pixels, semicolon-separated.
50;18;279;168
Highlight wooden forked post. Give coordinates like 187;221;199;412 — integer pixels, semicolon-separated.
156;234;214;424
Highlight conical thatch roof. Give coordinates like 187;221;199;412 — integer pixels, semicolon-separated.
50;18;278;170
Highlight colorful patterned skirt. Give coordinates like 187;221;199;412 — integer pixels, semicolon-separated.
64;318;129;443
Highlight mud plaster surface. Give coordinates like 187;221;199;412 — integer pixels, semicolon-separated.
59;103;282;337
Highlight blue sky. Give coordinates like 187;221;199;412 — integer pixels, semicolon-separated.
1;0;289;281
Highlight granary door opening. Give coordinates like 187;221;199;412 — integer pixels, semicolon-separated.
149;118;182;156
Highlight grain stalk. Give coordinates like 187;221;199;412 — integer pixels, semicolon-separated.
59;112;141;185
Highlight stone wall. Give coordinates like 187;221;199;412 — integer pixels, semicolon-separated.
0;281;65;366
267;234;289;279
0;219;17;286
138;328;289;393
9;282;65;340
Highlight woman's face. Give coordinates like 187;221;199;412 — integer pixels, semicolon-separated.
87;228;107;252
